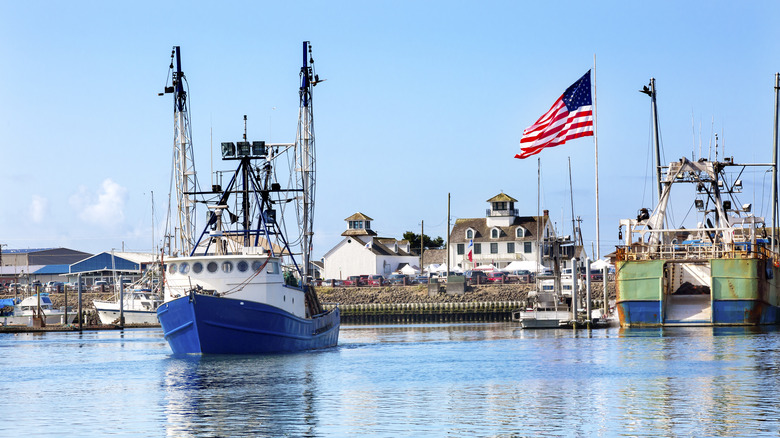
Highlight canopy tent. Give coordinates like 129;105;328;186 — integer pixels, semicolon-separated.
501;260;541;273
398;264;421;276
474;264;496;272
590;259;614;272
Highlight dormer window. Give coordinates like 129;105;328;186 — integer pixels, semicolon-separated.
516;227;527;238
491;228;500;239
466;229;474;239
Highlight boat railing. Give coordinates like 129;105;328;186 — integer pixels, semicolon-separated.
617;241;778;262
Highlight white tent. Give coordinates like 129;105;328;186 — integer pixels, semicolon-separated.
399;264;421;276
474;264;496;272
590;259;614;271
501;260;540;273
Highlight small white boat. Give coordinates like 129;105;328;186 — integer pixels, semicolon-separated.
2;293;77;326
513;290;571;329
93;289;162;325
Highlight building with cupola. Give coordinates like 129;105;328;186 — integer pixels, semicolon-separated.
448;193;583;271
321;213;420;280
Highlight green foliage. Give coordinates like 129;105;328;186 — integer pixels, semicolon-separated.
403;231;445;252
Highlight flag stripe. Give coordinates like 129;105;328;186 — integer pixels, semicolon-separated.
515;71;594;159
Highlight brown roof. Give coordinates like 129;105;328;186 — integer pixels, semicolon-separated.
486;193;518;203
344;212;373;221
450;216;545;243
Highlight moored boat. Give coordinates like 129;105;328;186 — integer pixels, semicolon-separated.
2;293;77;326
615;78;780;327
93;288;162;325
155;42;339;354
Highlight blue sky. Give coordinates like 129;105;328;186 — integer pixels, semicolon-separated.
2;1;780;261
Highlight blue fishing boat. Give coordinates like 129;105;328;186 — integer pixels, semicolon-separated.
156;42;339;354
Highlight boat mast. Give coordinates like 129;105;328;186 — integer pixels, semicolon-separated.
641;78;663;203
772;73;779;253
296;41;318;285
163;46;197;256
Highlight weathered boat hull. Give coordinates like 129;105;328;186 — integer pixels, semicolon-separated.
157;293;340;354
94;307;159;325
616;258;780;326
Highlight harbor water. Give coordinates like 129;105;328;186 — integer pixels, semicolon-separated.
2;323;780;437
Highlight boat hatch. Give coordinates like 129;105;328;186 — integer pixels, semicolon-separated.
663;261;712;324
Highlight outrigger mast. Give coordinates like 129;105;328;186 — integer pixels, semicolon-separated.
296;41;321;286
161;46;198;255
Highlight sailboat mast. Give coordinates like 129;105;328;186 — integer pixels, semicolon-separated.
297;41;317;285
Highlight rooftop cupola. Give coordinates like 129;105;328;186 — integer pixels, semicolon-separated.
341;212;377;237
486;193;518;227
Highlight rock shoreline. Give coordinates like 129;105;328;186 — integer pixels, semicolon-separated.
2;282;617;308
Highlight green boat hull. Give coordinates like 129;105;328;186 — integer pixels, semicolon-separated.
616;258;780;326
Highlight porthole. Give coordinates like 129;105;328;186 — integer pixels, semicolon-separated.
237;261;249;272
252;261;264;272
168;264;177;274
179;263;190;274
207;262;218;273
222;261;234;273
192;262;203;274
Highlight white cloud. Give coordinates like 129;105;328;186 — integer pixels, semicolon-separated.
28;195;48;223
70;179;128;229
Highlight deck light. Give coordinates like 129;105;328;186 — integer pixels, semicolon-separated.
221;142;236;158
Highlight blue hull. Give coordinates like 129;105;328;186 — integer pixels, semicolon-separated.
157;294;340;354
618;299;779;326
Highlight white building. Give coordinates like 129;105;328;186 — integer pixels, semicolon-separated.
322;213;420;280
448;193;583;271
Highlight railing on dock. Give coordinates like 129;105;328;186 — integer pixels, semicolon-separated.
322;301;524;324
617;241;777;262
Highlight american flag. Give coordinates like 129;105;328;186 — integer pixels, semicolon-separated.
515;70;594;159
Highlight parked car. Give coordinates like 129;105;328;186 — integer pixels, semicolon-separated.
465;270;488;284
367;275;386;286
507;270;533;283
387;274;409;285
414;275;429;284
486;271;508;283
92;280;109;292
44;281;64;293
345;275;366;286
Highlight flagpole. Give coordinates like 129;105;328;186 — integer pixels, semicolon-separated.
593;54;607;318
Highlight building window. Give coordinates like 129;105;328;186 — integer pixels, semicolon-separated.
491;229;499;239
494;201;507;210
507;242;515;253
457;244;464;255
365;221;371;229
516;227;526;238
474;243;482;255
524;242;533;253
349;220;364;230
490;243;498;254
466;229;473;239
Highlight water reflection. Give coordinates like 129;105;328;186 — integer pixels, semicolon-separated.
162;354;323;437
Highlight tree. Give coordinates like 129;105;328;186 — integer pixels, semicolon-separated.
403;231;444;253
